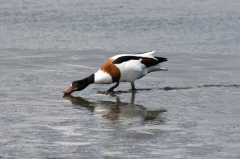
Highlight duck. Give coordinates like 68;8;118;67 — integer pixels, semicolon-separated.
63;51;167;95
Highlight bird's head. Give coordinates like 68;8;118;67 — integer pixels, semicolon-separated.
63;79;89;95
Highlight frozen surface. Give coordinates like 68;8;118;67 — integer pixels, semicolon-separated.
1;0;240;158
0;49;240;159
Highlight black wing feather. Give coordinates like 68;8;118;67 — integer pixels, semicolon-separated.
112;56;167;68
141;56;167;67
112;56;141;64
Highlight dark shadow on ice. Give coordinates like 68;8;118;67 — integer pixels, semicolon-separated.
163;84;240;91
97;84;239;93
63;91;166;125
63;95;95;112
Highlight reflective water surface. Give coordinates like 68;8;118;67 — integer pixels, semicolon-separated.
1;0;240;158
64;91;167;125
1;49;240;158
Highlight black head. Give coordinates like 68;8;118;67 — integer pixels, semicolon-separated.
63;79;90;95
63;74;94;95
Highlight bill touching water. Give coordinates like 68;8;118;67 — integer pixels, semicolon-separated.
1;49;240;158
63;51;168;95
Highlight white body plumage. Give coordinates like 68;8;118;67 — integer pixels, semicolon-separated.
94;51;167;84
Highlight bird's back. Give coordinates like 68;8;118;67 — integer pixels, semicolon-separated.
94;51;167;83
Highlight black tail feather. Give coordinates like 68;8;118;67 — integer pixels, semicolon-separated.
155;56;168;63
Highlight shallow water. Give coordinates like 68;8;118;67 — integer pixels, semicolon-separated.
1;49;240;158
1;0;240;158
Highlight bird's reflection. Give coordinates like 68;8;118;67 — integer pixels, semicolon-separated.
63;91;166;125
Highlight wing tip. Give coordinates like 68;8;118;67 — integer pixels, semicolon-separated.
137;50;155;55
146;50;155;54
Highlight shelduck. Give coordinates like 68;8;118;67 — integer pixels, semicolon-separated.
63;51;167;95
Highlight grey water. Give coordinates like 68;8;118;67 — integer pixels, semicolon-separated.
1;0;240;158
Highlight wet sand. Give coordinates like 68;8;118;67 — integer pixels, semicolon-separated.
1;49;240;158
